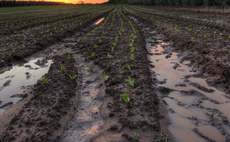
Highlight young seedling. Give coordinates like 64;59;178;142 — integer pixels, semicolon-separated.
132;133;138;141
69;74;77;80
13;49;15;52
87;34;90;36
131;47;135;52
43;77;48;84
34;40;37;43
220;33;223;36
61;65;65;70
130;54;134;60
67;52;71;59
107;53;112;58
223;47;227;51
112;42;116;46
111;47;114;51
91;52;95;56
94;44;98;48
125;64;130;70
99;39;102;43
22;44;26;48
125;76;134;87
214;39;216;42
6;37;9;40
79;44;83;48
107;63;110;67
203;35;207;38
2;46;6;51
159;131;163;137
102;72;108;82
15;41;19;45
207;43;210;46
123;93;130;104
88;66;93;72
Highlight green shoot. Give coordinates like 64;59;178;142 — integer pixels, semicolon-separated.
111;47;114;51
191;37;195;40
79;44;83;48
131;47;135;52
34;40;37;42
22;44;26;48
6;37;9;40
132;133;138;141
91;52;95;56
15;41;19;45
123;93;130;104
130;54;134;60
107;53;112;58
223;47;227;51
87;34;90;36
13;49;15;52
69;74;77;80
99;39;102;43
102;72;108;82
112;42;116;46
203;35;207;38
220;33;223;36
88;66;93;72
2;46;6;51
67;52;71;59
43;77;48;84
159;131;163;137
94;44;98;48
61;65;65;70
107;63;110;67
125;64;130;70
213;39;216;42
207;43;210;46
125;76;134;87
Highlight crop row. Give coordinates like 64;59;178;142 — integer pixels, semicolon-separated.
0;5;114;35
0;6;114;66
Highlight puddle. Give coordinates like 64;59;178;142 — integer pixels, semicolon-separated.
0;57;52;114
129;15;230;142
60;55;105;142
94;18;104;25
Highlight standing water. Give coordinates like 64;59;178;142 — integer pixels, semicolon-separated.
0;57;52;114
129;15;230;142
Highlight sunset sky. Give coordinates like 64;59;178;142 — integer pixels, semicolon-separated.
65;0;109;4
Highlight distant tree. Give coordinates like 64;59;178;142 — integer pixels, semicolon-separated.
77;0;85;4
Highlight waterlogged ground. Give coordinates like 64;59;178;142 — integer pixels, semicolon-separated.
1;6;230;142
134;16;230;142
0;57;52;113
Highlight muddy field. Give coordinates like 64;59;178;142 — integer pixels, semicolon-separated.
0;5;230;142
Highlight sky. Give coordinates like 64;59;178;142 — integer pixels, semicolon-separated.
66;0;109;4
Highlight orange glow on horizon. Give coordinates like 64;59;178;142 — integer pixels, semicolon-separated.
52;0;109;4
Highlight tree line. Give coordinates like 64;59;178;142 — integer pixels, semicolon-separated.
0;0;69;7
108;0;230;6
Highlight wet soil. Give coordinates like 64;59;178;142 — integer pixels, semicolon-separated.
0;8;169;142
126;7;230;142
0;9;112;68
126;7;230;94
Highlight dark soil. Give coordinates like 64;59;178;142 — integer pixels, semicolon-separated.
0;8;170;142
0;9;112;68
0;53;79;141
125;7;230;94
